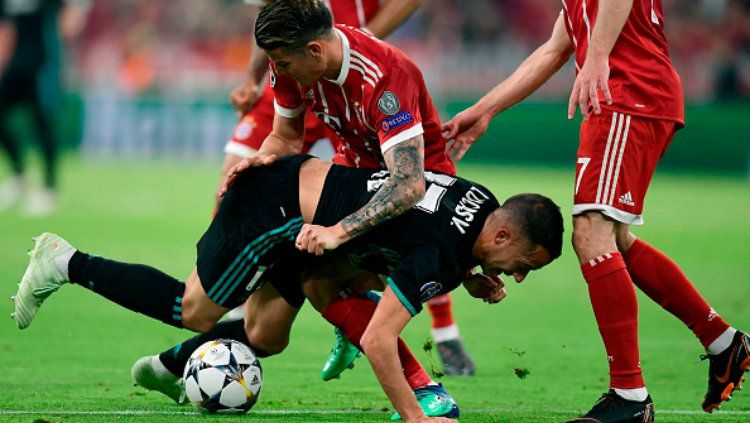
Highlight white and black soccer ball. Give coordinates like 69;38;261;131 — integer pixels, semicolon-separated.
183;339;263;414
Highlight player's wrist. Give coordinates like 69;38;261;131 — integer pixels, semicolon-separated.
333;223;351;244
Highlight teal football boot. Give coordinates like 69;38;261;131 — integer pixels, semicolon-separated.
321;327;361;381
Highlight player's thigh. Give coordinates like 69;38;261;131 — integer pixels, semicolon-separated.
182;268;230;332
301;255;383;312
573;110;678;226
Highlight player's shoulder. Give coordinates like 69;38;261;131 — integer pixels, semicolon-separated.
338;24;417;80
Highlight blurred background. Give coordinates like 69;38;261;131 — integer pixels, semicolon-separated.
1;0;749;212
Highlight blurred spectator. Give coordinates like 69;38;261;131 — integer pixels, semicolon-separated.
0;0;91;216
73;0;750;100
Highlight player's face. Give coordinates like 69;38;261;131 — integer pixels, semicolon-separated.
482;239;551;284
267;46;326;86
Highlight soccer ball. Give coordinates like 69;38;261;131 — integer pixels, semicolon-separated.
183;339;263;414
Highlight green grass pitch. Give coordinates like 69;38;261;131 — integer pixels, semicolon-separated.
0;158;748;422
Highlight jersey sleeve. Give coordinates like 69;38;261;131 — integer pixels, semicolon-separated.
367;67;425;155
387;243;459;316
269;64;307;119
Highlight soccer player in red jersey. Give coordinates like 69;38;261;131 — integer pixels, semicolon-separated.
129;1;465;419
224;0;474;379
442;1;749;421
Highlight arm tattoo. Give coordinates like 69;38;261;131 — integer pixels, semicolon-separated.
340;135;425;239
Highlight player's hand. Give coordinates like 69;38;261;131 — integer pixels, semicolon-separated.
230;78;261;117
567;54;612;120
441;106;492;161
295;223;349;256
463;272;507;304
218;153;277;197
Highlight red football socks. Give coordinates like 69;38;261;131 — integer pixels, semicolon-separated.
582;252;644;389
322;294;432;389
427;293;455;329
624;239;729;349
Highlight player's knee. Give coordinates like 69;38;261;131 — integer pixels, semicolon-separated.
359;327;380;356
615;225;636;252
572;212;617;260
245;324;288;356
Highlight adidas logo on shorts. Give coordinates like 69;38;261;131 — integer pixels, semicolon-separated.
618;191;635;207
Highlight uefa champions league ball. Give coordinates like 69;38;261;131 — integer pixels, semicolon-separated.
183;339;263;414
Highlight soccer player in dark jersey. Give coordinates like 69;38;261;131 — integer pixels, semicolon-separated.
441;1;750;421
0;0;88;216
13;154;564;422
215;0;475;384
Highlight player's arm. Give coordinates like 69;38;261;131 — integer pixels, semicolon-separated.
442;15;574;160
218;111;305;197
230;29;270;116
363;0;421;39
0;20;13;74
360;287;434;423
295;135;426;255
567;0;633;119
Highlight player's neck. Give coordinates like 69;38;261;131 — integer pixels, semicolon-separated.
472;214;496;261
323;30;344;81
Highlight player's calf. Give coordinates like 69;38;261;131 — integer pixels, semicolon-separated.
180;270;229;333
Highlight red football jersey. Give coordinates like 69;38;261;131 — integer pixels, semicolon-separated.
561;0;684;124
271;25;455;175
324;0;381;28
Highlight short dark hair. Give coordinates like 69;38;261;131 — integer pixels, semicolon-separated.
501;193;564;260
255;0;334;51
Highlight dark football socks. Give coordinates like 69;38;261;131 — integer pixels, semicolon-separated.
68;251;185;328
159;319;253;376
582;252;644;389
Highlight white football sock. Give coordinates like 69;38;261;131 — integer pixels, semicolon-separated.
614;387;648;402
707;327;737;355
431;324;460;343
152;355;177;379
55;248;76;280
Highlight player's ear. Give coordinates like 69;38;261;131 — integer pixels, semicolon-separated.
306;41;324;61
494;227;510;245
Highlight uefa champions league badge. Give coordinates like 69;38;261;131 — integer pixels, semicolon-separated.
378;91;400;115
419;281;443;302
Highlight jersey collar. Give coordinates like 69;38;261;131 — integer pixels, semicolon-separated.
327;27;351;86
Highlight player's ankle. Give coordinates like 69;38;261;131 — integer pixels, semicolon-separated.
613;387;649;402
707;327;737;355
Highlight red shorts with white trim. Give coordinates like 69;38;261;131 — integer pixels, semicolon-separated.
573;110;678;225
224;85;337;160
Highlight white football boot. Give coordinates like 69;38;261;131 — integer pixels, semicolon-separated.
131;355;187;404
12;233;73;329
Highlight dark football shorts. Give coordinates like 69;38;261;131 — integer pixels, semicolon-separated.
196;155;312;309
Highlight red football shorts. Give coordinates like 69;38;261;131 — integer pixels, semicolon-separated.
224;85;336;160
573;110;679;225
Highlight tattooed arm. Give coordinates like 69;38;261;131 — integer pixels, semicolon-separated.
295;135;426;255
